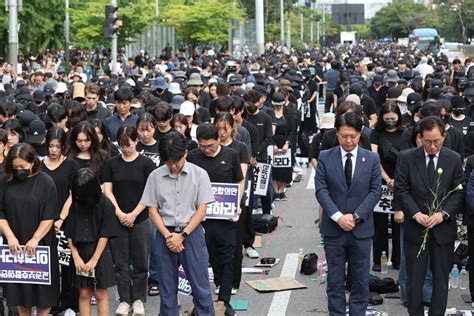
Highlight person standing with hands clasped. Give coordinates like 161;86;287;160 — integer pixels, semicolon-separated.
315;112;382;315
394;116;464;316
138;131;215;316
64;168;119;316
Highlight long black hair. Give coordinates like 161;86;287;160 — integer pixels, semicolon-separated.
71;168;102;209
67;121;107;172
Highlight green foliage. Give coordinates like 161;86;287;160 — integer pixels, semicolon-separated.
69;0;157;49
370;0;439;39
160;0;245;46
0;0;65;56
432;0;474;43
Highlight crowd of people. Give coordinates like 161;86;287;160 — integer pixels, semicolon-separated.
0;40;471;316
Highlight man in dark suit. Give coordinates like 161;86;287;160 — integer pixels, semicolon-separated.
394;116;464;316
316;112;382;315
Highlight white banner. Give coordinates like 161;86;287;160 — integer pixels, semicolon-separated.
374;185;394;214
267;146;292;168
254;163;271;196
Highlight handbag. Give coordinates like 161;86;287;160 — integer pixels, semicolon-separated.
252;214;278;233
300;253;318;275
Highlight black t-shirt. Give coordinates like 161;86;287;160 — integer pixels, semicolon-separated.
451;116;472;136
137;142;160;167
209;99;219;118
226;140;251;165
370;129;403;178
154;127;174;143
309;131;326;160
197;107;211;123
245;111;274;162
41;158;80;208
187;146;243;183
361;95;377;119
241;119;259;158
102;154;155;224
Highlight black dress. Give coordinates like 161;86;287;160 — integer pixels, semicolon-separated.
41;158;80;207
0;172;60;308
272;111;294;184
64;195;119;289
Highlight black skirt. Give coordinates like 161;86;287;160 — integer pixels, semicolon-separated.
72;242;115;289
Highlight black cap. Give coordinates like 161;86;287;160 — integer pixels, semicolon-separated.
386;87;402;100
451;95;466;109
407;92;422;112
253;85;268;97
430;79;444;89
428;87;443;99
349;83;363;96
272;92;285;104
228;75;243;85
27;119;46;144
373;74;383;84
32;90;45;103
420;101;441;118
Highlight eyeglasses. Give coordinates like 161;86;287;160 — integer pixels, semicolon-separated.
422;139;442;146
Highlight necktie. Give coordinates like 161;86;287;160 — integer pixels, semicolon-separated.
427;154;435;185
345;153;352;188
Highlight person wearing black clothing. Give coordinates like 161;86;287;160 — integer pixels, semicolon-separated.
0;143;60;316
64;168;119;316
41;127;80;313
85;83;111;123
369;102;403;272
243;91;274;214
136;112;161;168
187;124;244;316
271;92;295;200
214;113;251;294
154;102;175;143
103;125;155;316
450;95;472;135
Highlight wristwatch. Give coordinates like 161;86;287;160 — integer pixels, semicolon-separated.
353;213;362;225
442;211;450;222
181;231;189;239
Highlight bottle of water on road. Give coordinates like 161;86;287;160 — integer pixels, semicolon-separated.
381;251;388;274
450;264;459;289
459;266;467;290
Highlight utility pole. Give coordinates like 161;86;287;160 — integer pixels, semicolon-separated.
64;0;70;66
7;0;19;69
255;0;264;56
286;20;291;50
111;0;118;73
280;0;284;47
300;13;303;42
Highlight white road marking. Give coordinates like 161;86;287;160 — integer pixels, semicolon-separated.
306;167;315;190
267;253;299;316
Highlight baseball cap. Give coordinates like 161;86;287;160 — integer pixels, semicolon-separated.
27;119;46;144
179;101;195;116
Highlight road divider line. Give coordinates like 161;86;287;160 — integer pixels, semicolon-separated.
267;253;299;316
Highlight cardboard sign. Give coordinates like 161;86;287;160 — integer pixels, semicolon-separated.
246;276;306;292
374;185;394;214
0;245;51;285
56;230;71;266
206;183;240;220
267;146;292;168
254;163;271;196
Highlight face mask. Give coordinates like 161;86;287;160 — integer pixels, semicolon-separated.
453;109;464;116
12;169;30;181
246;105;258;114
443;115;451;125
384;120;398;129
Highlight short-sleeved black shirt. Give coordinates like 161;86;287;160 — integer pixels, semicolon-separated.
41;158;80;208
187;146;244;183
226;140;251;165
137;142;160;167
102;154;156;224
64;195;119;245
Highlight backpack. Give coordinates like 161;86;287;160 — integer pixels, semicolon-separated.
368;275;399;294
252;214;278;233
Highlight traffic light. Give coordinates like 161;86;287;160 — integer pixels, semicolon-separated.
104;5;118;38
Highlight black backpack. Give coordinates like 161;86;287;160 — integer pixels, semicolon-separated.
252;214;278;233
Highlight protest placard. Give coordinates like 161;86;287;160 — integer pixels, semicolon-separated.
0;245;51;285
206;183;240;220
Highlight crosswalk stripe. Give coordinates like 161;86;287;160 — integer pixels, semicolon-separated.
267;253;299;316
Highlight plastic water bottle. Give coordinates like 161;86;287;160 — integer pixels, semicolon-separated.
450;264;459;289
459;266;468;290
381;251;388;274
298;248;304;263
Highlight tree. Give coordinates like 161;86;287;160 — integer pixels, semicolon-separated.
69;0;157;49
433;0;474;44
159;0;245;47
370;0;438;39
0;0;65;56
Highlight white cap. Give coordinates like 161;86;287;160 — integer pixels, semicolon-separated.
125;78;136;87
55;82;68;94
179;101;195;116
169;82;181;95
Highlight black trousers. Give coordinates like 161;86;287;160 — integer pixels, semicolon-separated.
324;91;334;113
232;205;247;289
468;227;474;301
372;213;400;266
405;231;453;316
203;220;236;305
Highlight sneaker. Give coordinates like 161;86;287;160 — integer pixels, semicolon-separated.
293;174;303;183
274;193;281;201
231;288;238;295
214;286;220;295
246;247;259;258
252;208;263;215
280;192;288;201
132;300;145;316
115;301;131;315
